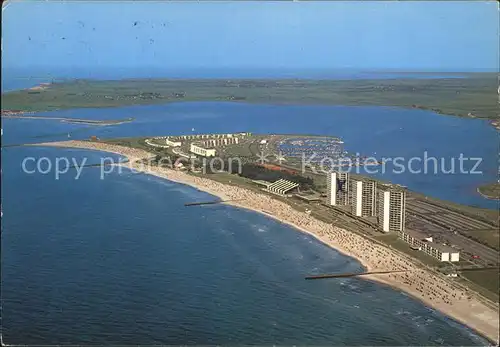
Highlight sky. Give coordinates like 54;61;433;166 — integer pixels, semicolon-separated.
2;1;499;72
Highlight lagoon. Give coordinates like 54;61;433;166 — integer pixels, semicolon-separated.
3;102;497;208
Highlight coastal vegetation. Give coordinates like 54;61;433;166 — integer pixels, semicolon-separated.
477;182;500;200
2;74;498;125
223;162;316;190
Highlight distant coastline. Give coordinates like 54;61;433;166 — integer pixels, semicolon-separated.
33;140;500;345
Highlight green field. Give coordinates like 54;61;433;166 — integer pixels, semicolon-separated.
2;75;499;123
460;269;500;303
104;137;150;151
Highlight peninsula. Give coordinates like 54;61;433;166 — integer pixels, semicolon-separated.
2;74;498;128
478;182;500;200
2;114;134;126
33;136;499;344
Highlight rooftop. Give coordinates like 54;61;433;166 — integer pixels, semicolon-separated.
379;183;407;192
252;179;272;187
268;179;300;193
191;143;216;150
351;177;377;184
403;229;458;254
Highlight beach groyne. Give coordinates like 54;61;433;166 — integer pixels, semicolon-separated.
305;270;409;280
34;140;500;344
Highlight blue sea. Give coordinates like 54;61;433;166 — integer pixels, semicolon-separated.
1;70;497;345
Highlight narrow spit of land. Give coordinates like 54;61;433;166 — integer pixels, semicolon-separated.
33;140;500;344
2;114;134;126
477;183;500;201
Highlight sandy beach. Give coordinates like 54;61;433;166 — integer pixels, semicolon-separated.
36;140;499;344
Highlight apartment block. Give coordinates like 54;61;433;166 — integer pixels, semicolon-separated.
190;144;216;157
398;230;460;262
165;138;182;147
350;179;377;217
326;171;350;206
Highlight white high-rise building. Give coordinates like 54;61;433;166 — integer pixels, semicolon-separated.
350;179;376;217
377;185;406;232
326;171;349;206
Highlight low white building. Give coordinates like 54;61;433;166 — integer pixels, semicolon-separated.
166;138;182;147
190;143;216;157
398;229;460;262
145;139;169;148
